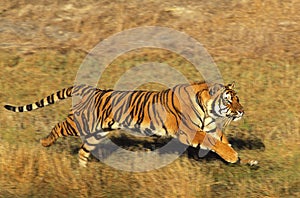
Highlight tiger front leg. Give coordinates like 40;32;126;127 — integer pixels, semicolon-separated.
212;129;258;166
178;130;239;163
215;128;230;145
208;137;239;163
215;129;258;166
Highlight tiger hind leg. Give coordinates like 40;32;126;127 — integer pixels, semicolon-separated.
78;131;110;167
40;114;78;147
78;144;91;167
40;122;65;147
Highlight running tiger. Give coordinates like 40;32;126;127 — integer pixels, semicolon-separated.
4;81;257;167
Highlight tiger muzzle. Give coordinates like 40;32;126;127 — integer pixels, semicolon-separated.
232;110;244;120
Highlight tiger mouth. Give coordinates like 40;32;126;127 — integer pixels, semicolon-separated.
232;116;242;121
232;113;243;120
227;112;243;121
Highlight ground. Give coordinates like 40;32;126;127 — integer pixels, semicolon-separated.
0;0;299;197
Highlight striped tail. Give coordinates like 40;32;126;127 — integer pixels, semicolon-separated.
4;86;74;112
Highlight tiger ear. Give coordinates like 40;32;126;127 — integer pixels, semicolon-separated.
227;81;235;89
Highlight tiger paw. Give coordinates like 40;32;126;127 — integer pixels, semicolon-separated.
239;158;258;166
213;141;239;163
40;138;51;147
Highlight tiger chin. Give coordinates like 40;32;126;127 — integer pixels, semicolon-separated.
4;81;258;167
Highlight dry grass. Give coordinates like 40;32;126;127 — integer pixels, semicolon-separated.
0;0;299;197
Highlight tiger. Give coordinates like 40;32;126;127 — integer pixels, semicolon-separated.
4;81;257;167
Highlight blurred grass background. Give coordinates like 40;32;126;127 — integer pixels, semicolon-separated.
0;0;299;197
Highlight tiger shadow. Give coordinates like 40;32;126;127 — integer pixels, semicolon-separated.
73;131;265;163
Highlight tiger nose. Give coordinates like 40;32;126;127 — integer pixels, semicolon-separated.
238;110;244;116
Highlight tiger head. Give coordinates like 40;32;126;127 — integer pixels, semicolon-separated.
207;82;244;121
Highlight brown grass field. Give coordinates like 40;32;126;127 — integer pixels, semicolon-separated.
0;0;299;197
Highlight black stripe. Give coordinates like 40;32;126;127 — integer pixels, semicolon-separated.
206;128;217;133
211;97;220;117
125;92;144;125
67;87;73;96
81;145;90;153
36;99;44;107
108;120;115;128
63;122;72;135
144;128;153;136
26;104;33;111
167;91;182;125
60;125;65;136
82;114;90;134
18;106;24;112
47;94;54;104
218;98;224;115
150;93;162;129
137;92;152;125
114;105;124;122
4;105;16;112
57;89;65;99
74;116;84;135
78;85;94;96
111;91;127;107
196;90;206;114
102;91;113;108
130;91;143;108
124;91;135;111
150;121;155;130
162;125;169;136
